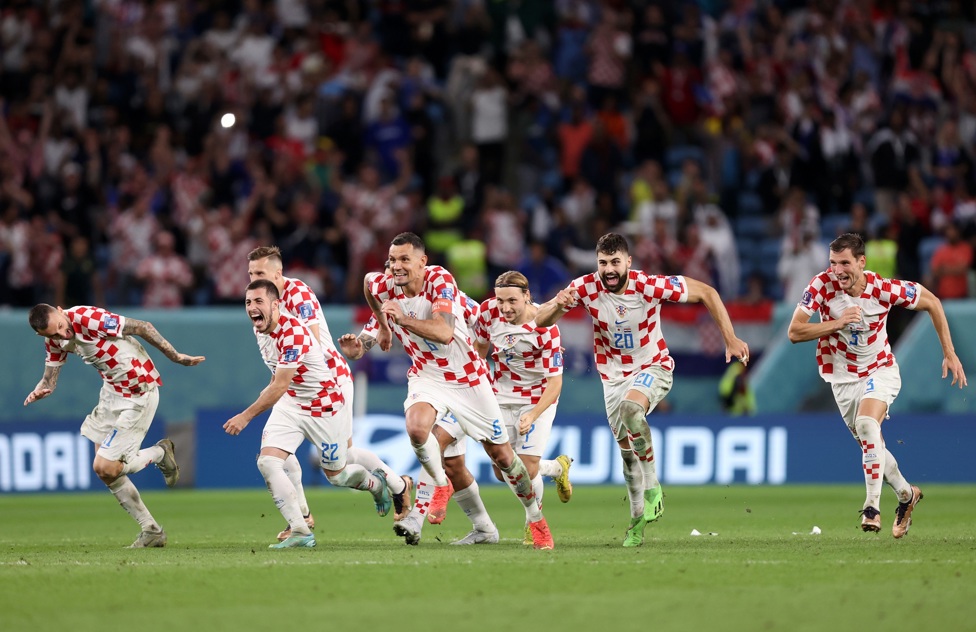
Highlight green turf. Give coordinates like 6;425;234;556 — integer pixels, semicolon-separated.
1;484;974;632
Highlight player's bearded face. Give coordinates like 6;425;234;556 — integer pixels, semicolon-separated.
598;251;631;293
40;311;75;341
245;289;277;334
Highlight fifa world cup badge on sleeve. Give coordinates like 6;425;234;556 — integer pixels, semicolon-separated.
283;348;299;363
103;316;119;332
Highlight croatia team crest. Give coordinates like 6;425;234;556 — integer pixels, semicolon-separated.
505;334;516;347
616;305;627;317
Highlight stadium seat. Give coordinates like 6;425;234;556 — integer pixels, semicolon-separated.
737;191;764;216
918;236;946;279
665;144;706;171
734;215;769;240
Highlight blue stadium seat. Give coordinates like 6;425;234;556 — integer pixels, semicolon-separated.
734;215;769;240
665;144;706;171
918;236;946;279
737;191;764;216
820;214;849;239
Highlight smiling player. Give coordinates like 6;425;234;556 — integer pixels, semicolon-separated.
787;233;967;537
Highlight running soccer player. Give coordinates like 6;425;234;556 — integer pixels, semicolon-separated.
534;233;749;547
787;232;967;537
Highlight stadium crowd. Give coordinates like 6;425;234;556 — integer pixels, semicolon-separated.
1;0;975;310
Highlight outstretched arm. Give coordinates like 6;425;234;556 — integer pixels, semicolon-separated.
123;318;205;366
337;332;377;360
24;365;62;406
915;285;968;388
223;367;296;435
684;277;750;365
534;287;578;328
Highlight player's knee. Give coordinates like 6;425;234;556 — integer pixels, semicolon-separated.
326;467;350;487
854;415;879;437
93;460;122;483
618;400;646;430
256;454;284;479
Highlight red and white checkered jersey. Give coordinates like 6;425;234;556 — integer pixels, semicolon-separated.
44;306;162;397
361;289;481;337
797;270;920;383
473;298;563;405
280;276;351;387
367;266;488;386
255;312;346;416
565;270;689;381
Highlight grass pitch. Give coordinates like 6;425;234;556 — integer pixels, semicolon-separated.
1;484;973;632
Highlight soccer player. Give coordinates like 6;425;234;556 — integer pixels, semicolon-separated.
534;233;750;547
787;232;967;537
362;232;555;549
247;246;412;541
341;282;498;545
25;304;205;548
473;271;574;545
224;280;393;549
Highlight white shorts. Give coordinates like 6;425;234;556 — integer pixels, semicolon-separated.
262;396;353;471
435;412;467;458
831;363;902;434
405;377;508;445
82;384;160;463
602;366;674;441
498;403;557;457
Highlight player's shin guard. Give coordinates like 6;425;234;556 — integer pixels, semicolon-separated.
108;475;160;532
283;453;310;516
412;433;449;486
883;447;913;503
619;400;659;488
257;455;309;535
620;449;644;518
854;415;886;510
500;457;542;522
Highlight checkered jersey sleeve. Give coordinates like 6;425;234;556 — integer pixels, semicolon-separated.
361;314;379;338
282;278;323;327
425;265;460;306
70;306;126;339
367;272;396;304
636;272;689;303
538;325;564;376
44;338;68;365
473;299;494;345
869;274;922;310
275;319;314;369
565;275;592;310
797;272;831;316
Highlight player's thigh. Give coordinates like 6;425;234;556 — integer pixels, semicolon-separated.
603;368;673;441
262;400;314;456
302;401;353;471
448;382;509;445
501;403;556;457
832;366;901;436
87;388;159;463
436;412;467;458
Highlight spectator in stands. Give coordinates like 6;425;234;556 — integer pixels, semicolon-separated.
517;240;570;301
867;107;921;219
926;221;973;299
777;227;828;304
135;231;193;308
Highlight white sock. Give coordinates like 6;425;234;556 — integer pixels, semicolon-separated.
538;459;561;478
499;457;542;522
883;447;912;503
326;463;377;492
413;470;434;520
412;434;448;486
531;474;544;512
854;415;886;511
257;455;309;535
121;445;163;475
348;447;404;494
283;453;310;516
108;475;160;532
621;449;644;518
452;480;493;530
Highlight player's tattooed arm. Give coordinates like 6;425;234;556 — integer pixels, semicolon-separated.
124;318;206;366
24;365;61;405
360;334;376;353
